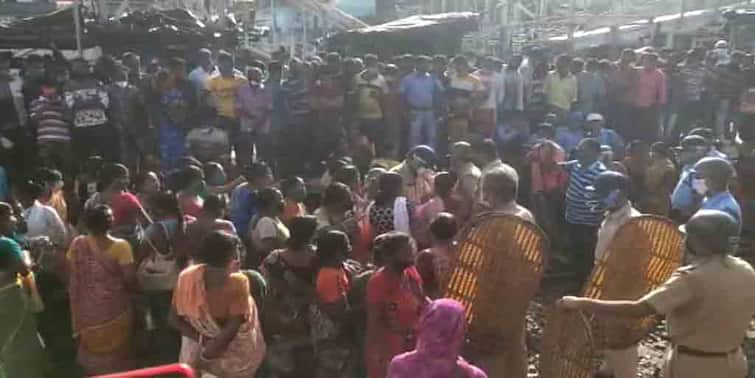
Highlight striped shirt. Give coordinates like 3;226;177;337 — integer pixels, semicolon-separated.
565;160;606;226
30;96;71;144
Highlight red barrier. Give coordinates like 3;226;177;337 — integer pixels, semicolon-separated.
92;363;195;378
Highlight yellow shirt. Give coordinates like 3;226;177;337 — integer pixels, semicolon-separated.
67;236;134;265
544;71;577;111
207;74;247;119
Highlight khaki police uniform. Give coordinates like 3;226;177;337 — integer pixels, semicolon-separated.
642;255;755;378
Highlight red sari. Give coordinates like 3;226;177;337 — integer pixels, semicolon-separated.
365;266;426;378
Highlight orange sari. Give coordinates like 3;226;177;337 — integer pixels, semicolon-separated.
173;265;266;378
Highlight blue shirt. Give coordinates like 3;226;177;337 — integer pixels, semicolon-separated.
565;160;607;226
671;165;700;217
229;183;258;238
400;72;437;109
700;191;742;230
555;127;584;157
596;128;625;159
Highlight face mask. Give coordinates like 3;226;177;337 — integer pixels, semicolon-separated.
602;189;622;210
692;178;708;196
586;189;620;212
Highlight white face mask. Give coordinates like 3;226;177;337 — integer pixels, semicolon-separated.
692;178;708;196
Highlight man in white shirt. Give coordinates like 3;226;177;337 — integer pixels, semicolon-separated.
188;48;216;98
474;56;505;138
18;181;66;247
586;171;641;378
502;55;526;113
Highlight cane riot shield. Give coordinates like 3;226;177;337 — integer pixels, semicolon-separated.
582;215;684;349
443;213;548;354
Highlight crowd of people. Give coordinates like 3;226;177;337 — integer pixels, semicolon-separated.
0;37;754;378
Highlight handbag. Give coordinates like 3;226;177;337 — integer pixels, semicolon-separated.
137;222;179;292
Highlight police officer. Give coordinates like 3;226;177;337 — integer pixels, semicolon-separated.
558;209;755;378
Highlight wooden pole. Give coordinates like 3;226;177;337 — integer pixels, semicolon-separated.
73;0;83;57
568;0;576;52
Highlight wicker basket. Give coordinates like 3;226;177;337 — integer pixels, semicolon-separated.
539;307;595;378
581;215;684;350
443;213;548;354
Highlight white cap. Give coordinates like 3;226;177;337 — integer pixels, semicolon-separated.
715;40;728;48
586;113;604;122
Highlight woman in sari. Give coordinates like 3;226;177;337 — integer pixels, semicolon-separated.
68;205;136;375
177;165;205;218
369;173;415;237
387;299;487;378
137;191;187;365
260;215;318;377
85;163;152;250
184;194;236;260
366;231;427;378
315;183;366;262
0;237;47;378
310;230;360;378
171;230;266;378
249;188;290;267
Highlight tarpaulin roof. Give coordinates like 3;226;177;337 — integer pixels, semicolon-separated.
0;6;91;50
0;6;238;53
349;12;478;34
325;12;479;56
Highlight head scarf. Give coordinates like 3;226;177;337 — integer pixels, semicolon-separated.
388;299;487;378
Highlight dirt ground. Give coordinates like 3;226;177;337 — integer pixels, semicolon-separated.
523;275;755;377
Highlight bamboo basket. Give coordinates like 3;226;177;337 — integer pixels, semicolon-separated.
539;307;595;378
581;215;684;350
443;213;548;354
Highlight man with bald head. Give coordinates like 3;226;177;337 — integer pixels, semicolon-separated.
559;209;755;378
473;166;534;377
692;156;741;229
480;167;534;223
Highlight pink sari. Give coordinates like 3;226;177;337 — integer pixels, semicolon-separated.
173;264;266;378
68;236;133;375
